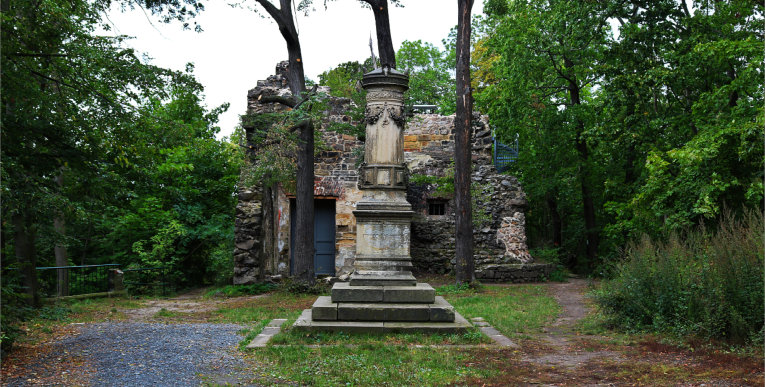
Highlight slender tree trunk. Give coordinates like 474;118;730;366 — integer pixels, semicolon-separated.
13;209;39;306
363;0;396;69
546;192;562;249
455;0;475;285
54;170;69;296
293;120;315;284
256;0;315;285
564;60;599;267
261;182;274;281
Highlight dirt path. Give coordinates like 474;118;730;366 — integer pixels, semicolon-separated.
524;278;622;368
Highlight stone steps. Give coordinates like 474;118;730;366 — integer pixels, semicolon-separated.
312;295;455;322
331;282;435;303
293;309;472;334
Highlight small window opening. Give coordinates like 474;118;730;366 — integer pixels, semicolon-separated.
428;200;446;216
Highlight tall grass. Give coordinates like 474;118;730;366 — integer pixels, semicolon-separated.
593;209;763;344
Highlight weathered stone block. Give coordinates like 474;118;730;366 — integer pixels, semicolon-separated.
331;282;383;303
383;283;435;303
311;296;338;321
337;302;430;322
429;296;455;322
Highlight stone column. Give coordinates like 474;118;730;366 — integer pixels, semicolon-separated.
350;68;416;286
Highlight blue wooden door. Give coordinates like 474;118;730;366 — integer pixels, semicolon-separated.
313;200;336;275
290;199;336;276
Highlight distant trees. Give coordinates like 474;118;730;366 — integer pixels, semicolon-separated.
2;0;239;350
396;40;455;114
477;0;764;270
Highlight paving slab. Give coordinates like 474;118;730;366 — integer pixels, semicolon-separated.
246;318;289;349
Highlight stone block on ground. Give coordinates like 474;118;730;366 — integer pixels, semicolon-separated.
383;283;435;303
331;282;383;303
337;302;430;322
429;296;456;322
311;296;338;321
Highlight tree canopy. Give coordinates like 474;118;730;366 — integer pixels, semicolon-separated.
476;0;764;270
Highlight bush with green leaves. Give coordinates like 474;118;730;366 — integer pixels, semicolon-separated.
593;209;763;344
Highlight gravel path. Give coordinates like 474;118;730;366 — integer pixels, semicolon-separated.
4;322;258;386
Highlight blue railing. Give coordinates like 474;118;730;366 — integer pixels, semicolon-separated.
493;133;519;172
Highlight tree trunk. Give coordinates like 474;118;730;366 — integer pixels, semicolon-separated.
363;0;396;69
261;182;274;282
256;0;315;285
565;57;599;267
293;120;315;284
455;0;475;285
13;210;39;306
546;192;562;249
54;170;69;296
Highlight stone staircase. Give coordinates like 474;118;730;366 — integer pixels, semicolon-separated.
294;282;471;333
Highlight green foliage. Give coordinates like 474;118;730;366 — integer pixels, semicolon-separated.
281;277;331;295
396;40;456;114
593;210;764;344
0;269;34;354
1;0;241;346
435;282;482;295
204;283;278;298
475;0;764;270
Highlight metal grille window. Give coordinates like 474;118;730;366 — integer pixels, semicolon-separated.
428;200;446;216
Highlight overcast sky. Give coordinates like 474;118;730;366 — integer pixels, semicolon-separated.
104;1;485;139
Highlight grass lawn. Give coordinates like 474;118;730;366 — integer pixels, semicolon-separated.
238;282;560;385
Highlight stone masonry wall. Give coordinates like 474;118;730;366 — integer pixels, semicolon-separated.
234;63;538;284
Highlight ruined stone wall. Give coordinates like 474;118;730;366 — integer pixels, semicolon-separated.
404;114;531;276
234;63;538;284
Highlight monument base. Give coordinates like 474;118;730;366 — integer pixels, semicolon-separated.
292;281;471;334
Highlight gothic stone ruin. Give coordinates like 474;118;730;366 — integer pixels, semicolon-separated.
234;62;553;285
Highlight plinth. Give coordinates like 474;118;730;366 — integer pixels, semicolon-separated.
295;68;470;333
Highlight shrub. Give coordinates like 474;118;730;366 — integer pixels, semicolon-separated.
593;209;763;344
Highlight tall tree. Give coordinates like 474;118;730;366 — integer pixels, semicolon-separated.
477;0;609;270
454;0;475;284
250;0;315;284
360;0;397;69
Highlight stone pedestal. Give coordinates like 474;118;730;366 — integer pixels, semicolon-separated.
295;69;469;333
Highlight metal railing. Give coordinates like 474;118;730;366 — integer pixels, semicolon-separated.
493;133;519;173
122;266;170;296
35;264;121;297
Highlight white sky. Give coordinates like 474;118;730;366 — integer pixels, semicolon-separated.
104;1;485;139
